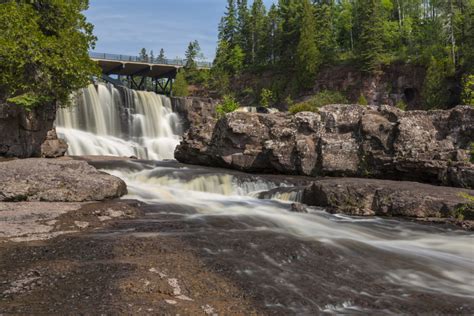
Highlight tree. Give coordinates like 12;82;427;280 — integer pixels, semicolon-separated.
296;0;320;89
249;0;267;65
184;40;201;71
157;48;166;63
236;0;251;61
314;0;338;63
219;0;238;45
149;50;155;63
354;0;385;71
173;70;189;97
0;1;99;108
139;48;148;62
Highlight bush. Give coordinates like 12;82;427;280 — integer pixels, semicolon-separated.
396;100;407;111
289;102;318;114
260;88;274;108
288;90;348;114
216;95;240;118
173;70;189;97
358;94;368;106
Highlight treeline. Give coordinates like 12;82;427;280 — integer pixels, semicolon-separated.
211;0;474;108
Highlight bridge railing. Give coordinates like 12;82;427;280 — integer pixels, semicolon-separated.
89;52;213;68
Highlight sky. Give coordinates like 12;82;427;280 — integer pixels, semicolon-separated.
86;0;275;61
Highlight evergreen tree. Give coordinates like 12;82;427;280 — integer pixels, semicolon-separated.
278;0;304;68
157;48;166;63
296;0;320;89
354;0;385;71
184;40;201;70
149;50;155;63
139;48;148;62
249;0;267;66
314;0;338;63
266;4;281;65
219;0;238;45
236;0;251;62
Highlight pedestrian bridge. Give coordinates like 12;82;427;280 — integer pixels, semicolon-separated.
89;52;212;93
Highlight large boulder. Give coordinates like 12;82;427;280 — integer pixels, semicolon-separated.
175;105;474;188
0;159;127;202
0;102;57;158
301;178;474;220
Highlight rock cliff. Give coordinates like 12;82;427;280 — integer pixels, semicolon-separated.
0;102;57;158
175;104;474;188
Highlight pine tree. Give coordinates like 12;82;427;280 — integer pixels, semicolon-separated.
266;4;281;65
354;0;385;71
139;48;148;62
236;0;251;62
219;0;238;45
278;0;304;68
157;48;166;63
296;0;320;89
249;0;267;66
185;40;201;70
314;0;337;63
149;50;155;63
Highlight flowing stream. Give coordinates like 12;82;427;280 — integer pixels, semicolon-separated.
55;85;474;314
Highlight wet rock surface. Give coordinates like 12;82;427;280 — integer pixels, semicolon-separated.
0;159;127;202
176;105;474;188
1;201;471;315
301;178;474;222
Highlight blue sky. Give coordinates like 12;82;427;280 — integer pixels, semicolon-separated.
86;0;275;61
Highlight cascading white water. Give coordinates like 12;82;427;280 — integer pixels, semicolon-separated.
55;83;181;160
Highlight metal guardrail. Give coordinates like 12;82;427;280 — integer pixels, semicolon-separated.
89;52;213;68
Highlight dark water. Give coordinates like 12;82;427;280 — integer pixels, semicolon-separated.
93;160;474;315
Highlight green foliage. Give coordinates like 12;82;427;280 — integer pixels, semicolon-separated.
289;90;348;114
358;94;368;106
0;1;100;108
296;0;320;90
216;95;240;118
288;102;318;114
259;88;274;108
211;0;472;107
422;57;454;109
461;74;474;105
396;100;407;111
454;192;474;221
173;70;189;97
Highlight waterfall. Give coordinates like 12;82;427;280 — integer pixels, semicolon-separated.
56;83;181;160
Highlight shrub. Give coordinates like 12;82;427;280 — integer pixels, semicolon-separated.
358;94;368;106
470;143;474;163
173;70;189;97
396;100;407;111
288;102;318;114
288;90;348;114
216;95;240;118
260;88;274;108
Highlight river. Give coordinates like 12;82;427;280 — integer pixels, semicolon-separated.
54;83;474;314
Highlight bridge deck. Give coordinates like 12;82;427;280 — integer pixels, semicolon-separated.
90;52;211;79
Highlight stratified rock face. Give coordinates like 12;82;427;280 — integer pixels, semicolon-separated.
40;128;68;158
0;159;127;202
175;105;474;188
0;102;57;158
301;178;474;219
171;97;219;132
